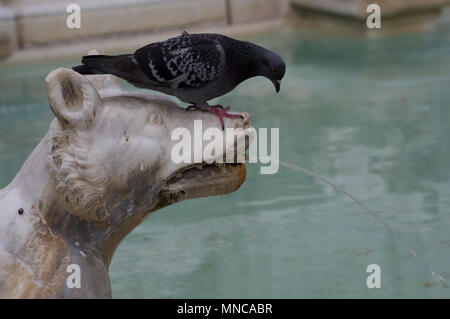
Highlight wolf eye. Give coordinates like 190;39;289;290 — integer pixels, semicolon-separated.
148;112;163;125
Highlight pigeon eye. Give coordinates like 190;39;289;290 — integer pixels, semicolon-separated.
272;68;278;74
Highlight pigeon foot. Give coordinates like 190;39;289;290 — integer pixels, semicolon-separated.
209;105;242;130
186;104;208;113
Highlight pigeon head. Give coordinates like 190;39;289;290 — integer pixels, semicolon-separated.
250;46;286;93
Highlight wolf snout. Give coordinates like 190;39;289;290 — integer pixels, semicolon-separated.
233;112;251;129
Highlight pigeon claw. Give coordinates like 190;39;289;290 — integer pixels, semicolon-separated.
209;105;242;130
186;105;196;112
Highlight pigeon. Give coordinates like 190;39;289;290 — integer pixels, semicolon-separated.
73;31;286;129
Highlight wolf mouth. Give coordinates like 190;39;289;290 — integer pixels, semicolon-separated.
157;123;253;208
156;161;247;209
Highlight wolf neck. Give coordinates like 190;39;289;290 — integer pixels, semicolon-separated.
3;134;53;202
0;134;58;237
0;134;66;246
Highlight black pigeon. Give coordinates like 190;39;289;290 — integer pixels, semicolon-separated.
73;31;286;129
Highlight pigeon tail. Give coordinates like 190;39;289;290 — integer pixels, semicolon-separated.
81;54;133;75
73;54;151;89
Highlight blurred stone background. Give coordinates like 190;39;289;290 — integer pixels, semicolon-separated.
0;0;449;61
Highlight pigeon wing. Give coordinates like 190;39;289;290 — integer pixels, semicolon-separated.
133;36;225;90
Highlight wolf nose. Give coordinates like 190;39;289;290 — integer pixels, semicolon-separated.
234;112;251;129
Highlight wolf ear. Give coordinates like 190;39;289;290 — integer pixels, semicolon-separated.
45;68;102;129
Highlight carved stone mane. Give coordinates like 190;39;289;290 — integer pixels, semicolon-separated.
48;118;109;223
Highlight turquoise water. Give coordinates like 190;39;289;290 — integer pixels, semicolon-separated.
1;25;450;298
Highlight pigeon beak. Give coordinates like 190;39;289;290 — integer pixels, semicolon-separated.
273;79;281;93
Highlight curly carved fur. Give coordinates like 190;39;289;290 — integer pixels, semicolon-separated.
47;79;109;224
